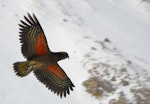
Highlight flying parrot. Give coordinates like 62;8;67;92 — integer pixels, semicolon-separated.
13;13;75;98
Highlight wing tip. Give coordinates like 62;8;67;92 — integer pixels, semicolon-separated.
33;69;75;98
19;13;39;29
48;84;75;98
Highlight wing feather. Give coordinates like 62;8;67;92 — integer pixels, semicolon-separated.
19;13;50;60
33;63;75;98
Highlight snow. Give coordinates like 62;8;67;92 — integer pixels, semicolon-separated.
0;0;150;104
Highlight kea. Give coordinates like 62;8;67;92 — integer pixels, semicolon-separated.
13;13;75;98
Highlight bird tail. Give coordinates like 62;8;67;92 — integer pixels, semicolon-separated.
13;61;32;77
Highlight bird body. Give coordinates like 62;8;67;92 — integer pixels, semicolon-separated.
13;13;74;98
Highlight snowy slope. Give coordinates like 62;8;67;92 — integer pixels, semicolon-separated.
0;0;150;104
82;37;150;103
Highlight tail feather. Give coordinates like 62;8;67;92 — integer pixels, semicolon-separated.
13;61;32;77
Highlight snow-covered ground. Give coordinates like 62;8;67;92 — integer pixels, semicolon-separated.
0;0;150;104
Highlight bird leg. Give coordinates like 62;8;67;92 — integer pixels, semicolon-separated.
28;61;44;70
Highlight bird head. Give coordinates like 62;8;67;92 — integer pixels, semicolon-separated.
61;52;69;59
53;52;69;61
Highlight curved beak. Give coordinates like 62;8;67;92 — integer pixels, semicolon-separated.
67;54;69;59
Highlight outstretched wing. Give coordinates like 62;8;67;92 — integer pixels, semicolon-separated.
33;63;75;98
19;13;50;60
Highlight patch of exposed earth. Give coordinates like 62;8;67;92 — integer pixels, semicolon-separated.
81;37;150;104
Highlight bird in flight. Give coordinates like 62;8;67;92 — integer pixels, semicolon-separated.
13;13;75;98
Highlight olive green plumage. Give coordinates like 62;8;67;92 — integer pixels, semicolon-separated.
13;61;31;77
13;13;74;98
